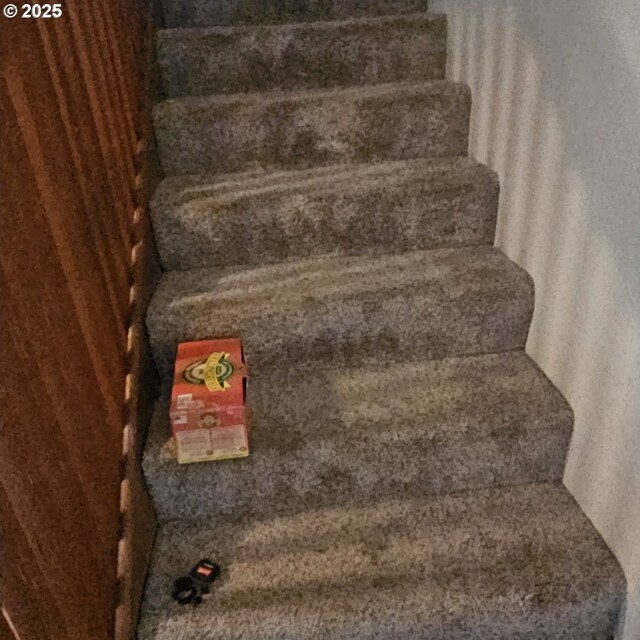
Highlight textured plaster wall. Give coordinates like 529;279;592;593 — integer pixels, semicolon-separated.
430;1;640;637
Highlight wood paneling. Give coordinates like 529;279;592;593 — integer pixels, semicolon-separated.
0;2;158;638
0;610;17;640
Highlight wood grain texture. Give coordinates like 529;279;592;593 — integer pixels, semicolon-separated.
0;612;17;640
115;34;163;637
0;2;158;638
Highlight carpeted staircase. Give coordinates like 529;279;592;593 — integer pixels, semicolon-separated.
138;1;626;638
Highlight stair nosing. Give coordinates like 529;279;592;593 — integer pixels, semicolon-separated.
151;156;496;207
153;78;470;110
157;10;446;37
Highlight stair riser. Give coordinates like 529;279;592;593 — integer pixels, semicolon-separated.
152;161;499;271
158;15;446;98
149;301;533;380
146;416;571;522
147;258;534;380
153;82;470;176
161;0;430;28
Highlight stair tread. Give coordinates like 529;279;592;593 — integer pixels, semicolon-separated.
138;483;625;640
153;156;491;205
160;0;431;28
157;12;447;98
151;157;499;270
146;245;534;376
160;10;445;34
153;80;470;176
144;351;573;521
155;78;466;108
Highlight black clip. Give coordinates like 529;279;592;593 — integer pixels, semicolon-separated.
171;559;221;606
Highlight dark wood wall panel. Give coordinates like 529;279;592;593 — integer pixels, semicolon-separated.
0;610;17;640
0;2;157;638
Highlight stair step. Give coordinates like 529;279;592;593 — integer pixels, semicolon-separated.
138;483;625;640
158;13;446;99
146;245;533;379
144;351;573;521
160;0;430;28
153;81;470;176
152;157;499;271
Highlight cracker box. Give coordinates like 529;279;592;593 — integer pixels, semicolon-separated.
170;339;248;464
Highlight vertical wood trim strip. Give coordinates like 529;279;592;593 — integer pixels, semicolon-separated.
99;0;138;147
35;20;129;339
65;4;134;251
4;69;125;429
0;608;20;640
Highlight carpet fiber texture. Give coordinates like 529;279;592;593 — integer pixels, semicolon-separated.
157;13;446;98
141;0;627;636
137;483;624;640
144;351;573;522
160;0;431;28
146;246;534;378
153;81;470;175
151;157;499;270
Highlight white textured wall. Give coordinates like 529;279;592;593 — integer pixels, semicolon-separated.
430;0;640;637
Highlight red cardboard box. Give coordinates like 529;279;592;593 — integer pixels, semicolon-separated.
170;339;248;464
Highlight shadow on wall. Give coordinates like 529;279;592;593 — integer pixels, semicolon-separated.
431;1;640;638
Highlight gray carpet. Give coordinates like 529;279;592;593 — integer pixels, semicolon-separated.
151;157;499;270
141;0;626;637
160;0;431;28
144;351;573;522
153;81;471;175
146;246;534;378
138;483;624;640
158;13;446;98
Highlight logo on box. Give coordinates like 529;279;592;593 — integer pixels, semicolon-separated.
170;339;248;464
